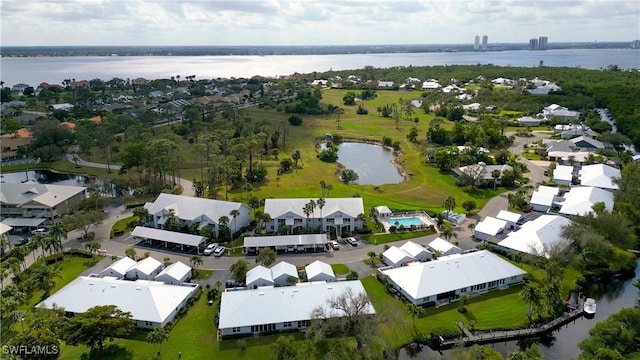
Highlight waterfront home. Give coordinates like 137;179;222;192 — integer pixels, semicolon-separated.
144;193;250;237
495;215;572;258
558;186;614;216
37;276;197;329
579;164;620;190
264;198;364;236
380;250;525;306
218;280;374;339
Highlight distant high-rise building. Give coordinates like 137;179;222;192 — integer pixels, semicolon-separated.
529;38;539;50
538;36;548;50
632;40;640;49
474;35;480;50
481;35;488;50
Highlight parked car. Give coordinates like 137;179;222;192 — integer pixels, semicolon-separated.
345;237;358;246
225;280;245;288
14;238;30;246
330;241;340;250
213;246;226;257
31;228;48;235
203;243;219;256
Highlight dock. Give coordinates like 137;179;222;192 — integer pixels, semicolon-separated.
436;304;585;349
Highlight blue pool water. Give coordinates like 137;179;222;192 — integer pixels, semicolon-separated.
387;217;425;227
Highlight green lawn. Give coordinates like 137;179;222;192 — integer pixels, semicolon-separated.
362;230;437;245
111;216;139;238
331;263;350;275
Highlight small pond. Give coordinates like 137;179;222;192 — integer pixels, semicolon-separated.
321;142;404;186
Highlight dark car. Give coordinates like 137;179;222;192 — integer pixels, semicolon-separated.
15;238;30;246
225;280;245;289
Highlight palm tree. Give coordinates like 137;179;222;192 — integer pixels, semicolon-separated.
520;284;542;323
443;196;456;219
190;255;203;271
367;251;377;266
229;209;240;235
43;235;59;256
406;303;424;333
491;169;501;190
133;207;150;226
441;226;458;242
146;326;169;356
303;200;316;230
48;222;68;255
31;233;47;258
125;247;137;260
84;241;101;257
34;264;62;296
316;198;326;232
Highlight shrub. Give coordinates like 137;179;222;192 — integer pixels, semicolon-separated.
288;115;303;126
318;144;339;163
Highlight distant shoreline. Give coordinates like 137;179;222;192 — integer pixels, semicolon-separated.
1;42;636;57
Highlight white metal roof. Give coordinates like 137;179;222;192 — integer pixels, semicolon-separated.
474;217;507;236
243;234;326;248
101;257;137;276
554;165;574;182
1;218;46;227
128;257;163;276
37;276;196;324
218;280;374;330
374;206;392;215
381;250;525;301
579;164;620;190
144;193;249;224
400;241;431;258
559;186;614;216
428;237;462;254
155;261;191;282
498;215;572;258
496;210;523;224
382;246;415;265
264;198;364;219
246;265;274;286
0;183;86;208
0;223;13;236
530;186;560;208
305;260;335;282
131;226;205;247
270;261;298;282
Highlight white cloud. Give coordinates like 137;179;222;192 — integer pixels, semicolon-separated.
1;0;638;45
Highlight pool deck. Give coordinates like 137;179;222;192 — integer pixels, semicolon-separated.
381;212;436;233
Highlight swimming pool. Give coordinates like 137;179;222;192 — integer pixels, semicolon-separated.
387;217;426;227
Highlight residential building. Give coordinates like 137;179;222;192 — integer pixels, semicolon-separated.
427;237;463;257
246;265;274;289
155;261;192;285
37;276;197;329
518;116;543;126
382;246;416;268
473;216;508;241
421;80;441;90
474;35;480;50
569;136;604;150
579;164;620;190
400;241;432;262
529;38;539;50
496;210;523;230
381;250;525;305
126;257;163;280
242;234;327;254
553;165;574;186
305;260;335;282
0;183;87;225
270;261;299;286
558;186;614;216
100;257;137;279
144;193;250;237
50;103;74;111
530;185;561;212
542;104;580;121
377;81;395;89
0;128;32;161
538;36;548;50
264;198;364;236
452;163;513;187
495;215;572;258
218;280;374;339
481;35;488;50
374;206;392;218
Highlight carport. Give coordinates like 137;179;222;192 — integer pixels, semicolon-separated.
1;218;46;233
131;226;205;254
243;234;327;254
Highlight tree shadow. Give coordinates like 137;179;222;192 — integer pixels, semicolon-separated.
81;344;133;360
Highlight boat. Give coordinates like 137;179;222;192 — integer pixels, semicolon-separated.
583;298;597;315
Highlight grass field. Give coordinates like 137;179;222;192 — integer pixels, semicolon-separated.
362;229;437;245
331;263;350;275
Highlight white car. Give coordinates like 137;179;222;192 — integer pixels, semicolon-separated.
31;228;48;235
203;243;218;256
330;241;340;250
345;237;358;246
213;246;226;257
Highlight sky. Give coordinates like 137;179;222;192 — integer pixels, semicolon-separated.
1;0;639;46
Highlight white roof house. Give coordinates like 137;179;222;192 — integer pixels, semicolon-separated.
144;193;251;237
37;276;197;329
381;250;526;305
497;215;572;258
496;210;523;229
264;198;364;234
518;116;543;126
382;246;416;268
579;164;620;190
305;260;335;282
553;165;574;186
400;241;432;262
101;257;137;279
422;80;441;90
0;183;87;220
427;237;463;257
246;265;274;289
270;261;299;286
530;185;561;212
126;257;163;280
559;186;614;216
155;261;192;285
218;280;374;338
473;216;508;241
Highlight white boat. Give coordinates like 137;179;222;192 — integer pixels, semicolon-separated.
583;298;597;315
